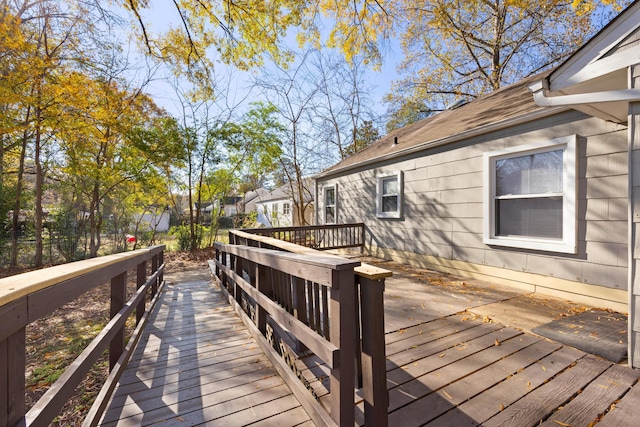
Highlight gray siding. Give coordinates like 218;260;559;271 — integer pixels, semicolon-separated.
318;110;628;291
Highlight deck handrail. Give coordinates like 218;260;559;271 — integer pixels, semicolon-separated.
0;245;165;427
238;223;365;251
226;227;391;426
211;243;359;426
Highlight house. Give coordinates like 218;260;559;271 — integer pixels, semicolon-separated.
133;209;170;232
314;1;640;368
246;181;314;227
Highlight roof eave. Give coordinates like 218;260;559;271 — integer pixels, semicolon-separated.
315;105;568;180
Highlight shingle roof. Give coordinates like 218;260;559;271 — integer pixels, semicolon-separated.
318;71;559;177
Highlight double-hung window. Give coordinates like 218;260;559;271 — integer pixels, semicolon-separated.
376;172;403;218
283;203;290;215
483;135;577;253
324;185;336;224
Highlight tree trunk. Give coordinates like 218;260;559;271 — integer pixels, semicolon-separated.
10;107;31;267
34;104;43;267
89;181;99;257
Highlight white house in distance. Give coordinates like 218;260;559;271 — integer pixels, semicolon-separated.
314;2;640;368
133;209;170;232
246;181;314;227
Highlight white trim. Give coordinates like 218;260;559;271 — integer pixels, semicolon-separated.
483;135;577;253
549;1;640;90
376;172;403;219
324;184;337;224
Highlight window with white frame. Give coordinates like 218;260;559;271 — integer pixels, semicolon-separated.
376;172;403;218
272;203;279;218
483;135;577;253
324;185;336;224
283;203;290;215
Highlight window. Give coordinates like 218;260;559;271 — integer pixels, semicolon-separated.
325;185;336;224
283;203;290;215
483;135;577;253
376;172;403;218
272;203;278;218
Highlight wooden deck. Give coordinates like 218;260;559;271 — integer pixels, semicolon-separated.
99;273;312;426
100;264;640;427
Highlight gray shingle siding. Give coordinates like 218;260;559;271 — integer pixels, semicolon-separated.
317;110;628;291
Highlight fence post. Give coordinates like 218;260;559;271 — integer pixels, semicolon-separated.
151;254;159;295
158;250;164;288
329;268;356;427
293;276;308;353
255;264;272;334
136;260;147;324
359;276;388;426
109;272;127;370
1;328;26;427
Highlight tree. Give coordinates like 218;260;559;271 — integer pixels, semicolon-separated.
345;120;381;156
311;50;379;161
384;0;630;131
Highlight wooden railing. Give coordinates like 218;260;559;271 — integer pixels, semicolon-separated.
238;223;365;251
220;228;391;426
0;245;165;427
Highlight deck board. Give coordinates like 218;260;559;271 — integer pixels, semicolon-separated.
538;364;640;427
99;263;640;427
483;354;612;427
99;278;310;427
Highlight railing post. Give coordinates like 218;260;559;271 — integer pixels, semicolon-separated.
329;268;356;427
293;277;308;352
233;253;243;305
255;264;272;334
159;250;164;286
1;328;25;427
359;276;388;426
136;260;147;324
109;272;127;370
215;247;220;278
151;254;159;295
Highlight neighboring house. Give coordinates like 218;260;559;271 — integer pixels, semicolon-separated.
133;210;170;232
314;2;640;368
246;181;314;227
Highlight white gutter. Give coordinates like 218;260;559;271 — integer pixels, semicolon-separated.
529;79;640;106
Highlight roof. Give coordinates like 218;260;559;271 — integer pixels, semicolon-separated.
317;71;567;178
548;0;640;91
537;0;640;123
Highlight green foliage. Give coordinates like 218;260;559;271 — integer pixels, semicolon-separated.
217;216;234;228
345;120;381;156
170;224;203;251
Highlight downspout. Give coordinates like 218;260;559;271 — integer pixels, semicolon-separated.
530;74;640;369
528;79;640;106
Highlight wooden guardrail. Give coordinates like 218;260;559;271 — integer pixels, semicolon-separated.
225;228;391;426
238;223;365;251
0;245;165;427
211;243;359;426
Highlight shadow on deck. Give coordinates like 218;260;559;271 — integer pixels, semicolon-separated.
100;260;640;427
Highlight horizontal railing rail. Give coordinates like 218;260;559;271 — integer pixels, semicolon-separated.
0;245;165;427
211;243;359;426
238;223;365;251
225;227;391;426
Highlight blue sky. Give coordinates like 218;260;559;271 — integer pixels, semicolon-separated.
135;4;402;120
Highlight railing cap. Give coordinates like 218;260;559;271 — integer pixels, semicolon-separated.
0;245;165;307
228;228;392;280
215;243;361;271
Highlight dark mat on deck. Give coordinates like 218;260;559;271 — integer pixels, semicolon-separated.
532;309;627;363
